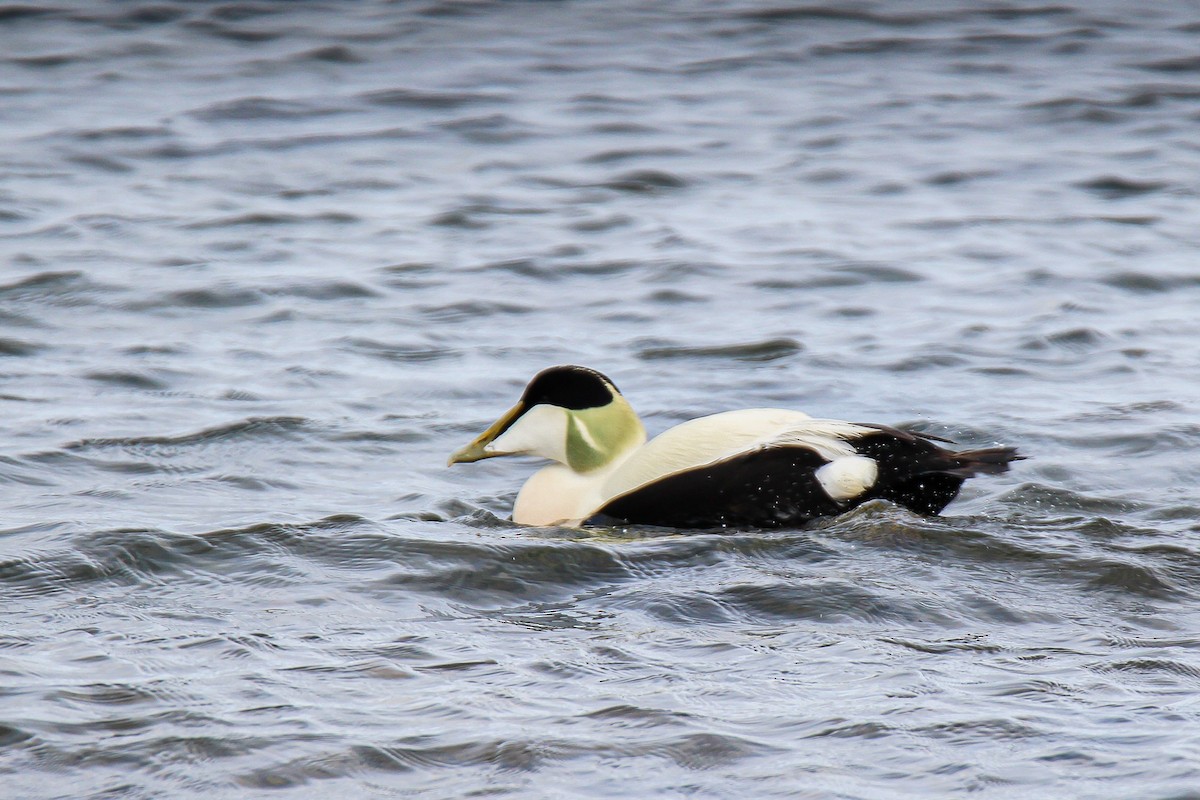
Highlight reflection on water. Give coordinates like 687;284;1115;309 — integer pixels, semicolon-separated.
2;1;1200;797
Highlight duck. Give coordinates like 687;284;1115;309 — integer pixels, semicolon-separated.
448;365;1022;529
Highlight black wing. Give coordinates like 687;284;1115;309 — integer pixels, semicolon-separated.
589;425;1022;529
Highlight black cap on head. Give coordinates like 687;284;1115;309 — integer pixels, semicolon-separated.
521;365;616;410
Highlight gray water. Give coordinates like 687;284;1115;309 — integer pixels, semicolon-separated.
2;1;1200;798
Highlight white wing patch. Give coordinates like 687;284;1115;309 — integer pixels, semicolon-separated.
814;455;879;501
769;420;873;461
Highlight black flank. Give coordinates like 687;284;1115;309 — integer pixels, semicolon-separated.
591;447;843;529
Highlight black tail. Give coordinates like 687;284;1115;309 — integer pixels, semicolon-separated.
854;426;1024;516
943;446;1024;477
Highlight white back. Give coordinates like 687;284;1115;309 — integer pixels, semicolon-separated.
601;409;873;501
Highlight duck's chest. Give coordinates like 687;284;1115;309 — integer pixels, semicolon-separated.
512;463;609;526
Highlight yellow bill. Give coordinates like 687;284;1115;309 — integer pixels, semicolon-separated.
447;403;525;465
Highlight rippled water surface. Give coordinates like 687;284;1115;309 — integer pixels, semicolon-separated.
3;1;1200;797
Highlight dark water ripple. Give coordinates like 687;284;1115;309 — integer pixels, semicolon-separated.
3;0;1200;797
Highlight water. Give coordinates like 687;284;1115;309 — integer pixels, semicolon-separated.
2;1;1200;797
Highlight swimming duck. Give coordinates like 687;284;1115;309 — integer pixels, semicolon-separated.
448;365;1021;528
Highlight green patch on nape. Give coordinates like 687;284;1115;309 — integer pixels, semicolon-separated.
565;405;640;472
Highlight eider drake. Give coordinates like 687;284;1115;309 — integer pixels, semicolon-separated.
448;365;1022;528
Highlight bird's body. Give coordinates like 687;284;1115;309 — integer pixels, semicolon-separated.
449;365;1021;528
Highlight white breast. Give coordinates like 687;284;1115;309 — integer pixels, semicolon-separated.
512;463;608;526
